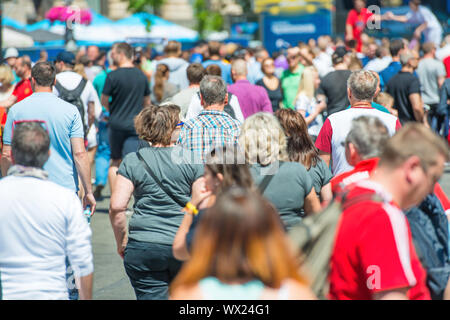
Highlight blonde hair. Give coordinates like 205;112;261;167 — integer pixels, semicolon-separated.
239;112;289;166
296;66;317;100
0;65;15;88
374;92;394;109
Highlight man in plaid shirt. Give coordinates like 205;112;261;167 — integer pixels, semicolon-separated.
177;75;242;163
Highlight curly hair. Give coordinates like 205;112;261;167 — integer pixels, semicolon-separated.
134;104;180;146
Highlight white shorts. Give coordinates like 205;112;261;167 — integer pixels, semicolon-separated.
86;125;98;149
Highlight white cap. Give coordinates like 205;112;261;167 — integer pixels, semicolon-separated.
4;48;19;60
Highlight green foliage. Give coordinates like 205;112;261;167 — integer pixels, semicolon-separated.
194;0;224;39
127;0;165;14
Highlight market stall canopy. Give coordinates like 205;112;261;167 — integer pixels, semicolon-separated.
114;12;199;43
2;27;34;48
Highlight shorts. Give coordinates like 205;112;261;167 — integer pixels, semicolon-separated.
86;125;98;149
108;128;140;160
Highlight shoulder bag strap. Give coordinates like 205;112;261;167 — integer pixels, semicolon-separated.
258;162;284;194
136;149;186;208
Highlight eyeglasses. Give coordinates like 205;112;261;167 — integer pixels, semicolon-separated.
176;121;184;128
11;120;49;138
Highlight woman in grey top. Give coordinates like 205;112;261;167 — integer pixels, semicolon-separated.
239;112;321;231
109;104;203;300
275;108;332;207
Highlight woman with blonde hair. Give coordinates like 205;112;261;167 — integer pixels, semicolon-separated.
294;66;326;141
170;187;316;300
239;112;321;231
0;65;15;148
151;63;179;105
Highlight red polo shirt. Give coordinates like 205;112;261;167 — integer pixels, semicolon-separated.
346;8;373;52
12;78;32;103
331;158;379;195
329;180;431;300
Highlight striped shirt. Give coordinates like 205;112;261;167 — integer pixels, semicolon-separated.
177;110;241;163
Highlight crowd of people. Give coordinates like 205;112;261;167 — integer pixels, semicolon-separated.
1;0;450;301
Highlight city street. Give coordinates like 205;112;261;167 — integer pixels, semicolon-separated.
90;166;450;300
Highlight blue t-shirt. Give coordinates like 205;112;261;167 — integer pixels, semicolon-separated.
3;92;84;191
202;60;233;84
380;61;402;90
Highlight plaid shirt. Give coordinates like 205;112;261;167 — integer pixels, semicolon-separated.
177;110;241;163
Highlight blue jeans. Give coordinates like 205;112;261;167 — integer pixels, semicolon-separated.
65;257;79;300
95;120;111;186
123;240;182;300
429;104;449;138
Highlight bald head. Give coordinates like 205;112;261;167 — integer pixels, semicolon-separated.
231;59;247;78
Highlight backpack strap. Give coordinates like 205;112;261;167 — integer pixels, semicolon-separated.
54;80;69;96
72;78;87;97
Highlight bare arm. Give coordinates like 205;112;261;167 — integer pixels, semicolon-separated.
438;76;446;90
409;93;425;124
320;182;333;208
77;273;93;300
373;288;408;300
345;24;354;41
1;145;12;177
71;137;96;213
0;95;17;109
109;174;134;259
172;177;212;261
303;188;322;215
319;151;331;168
444;276;450;300
87;101;95;129
143;95;151;108
100;94;110;111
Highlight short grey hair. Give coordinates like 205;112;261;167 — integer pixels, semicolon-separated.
231;59;247;77
347;70;378;102
199;75;228;107
12;122;50;168
400;52;415;66
345;116;390;160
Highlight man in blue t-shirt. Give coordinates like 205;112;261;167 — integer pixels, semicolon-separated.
202;41;233;84
1;62;96;212
379;39;406;90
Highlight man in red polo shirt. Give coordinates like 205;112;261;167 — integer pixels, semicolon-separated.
0;56;32;109
329;123;449;300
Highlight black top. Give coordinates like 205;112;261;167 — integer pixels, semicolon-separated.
317;70;352;115
256;78;283;112
386;71;421;124
102;67;150;131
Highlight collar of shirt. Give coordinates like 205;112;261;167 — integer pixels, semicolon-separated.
198;109;231;117
353;157;379;173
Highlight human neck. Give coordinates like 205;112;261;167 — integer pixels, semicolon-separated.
401;66;414;73
210;55;221;60
334;63;347;70
423;53;434;59
234;75;247;82
370;167;406;208
351;100;372;108
204;104;224;112
289;64;300;73
22;71;31;80
152;142;173;148
119;60;134;68
189;83;200;89
34;86;52;93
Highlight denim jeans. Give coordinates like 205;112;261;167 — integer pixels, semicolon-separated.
123;240;182;300
95;120;111;186
429;104;449;138
65;257;79;300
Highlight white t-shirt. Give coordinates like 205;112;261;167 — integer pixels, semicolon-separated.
53;71;102;127
406;6;443;46
294;93;323;137
185;92;245;123
315;107;401;175
0;176;93;299
313;52;333;78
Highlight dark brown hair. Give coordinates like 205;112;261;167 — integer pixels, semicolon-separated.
187;63;206;84
134;104;180;145
154;64;170;103
275;108;320;170
205;64;222;77
113;42;133;60
170;187;306;292
164;41;182;56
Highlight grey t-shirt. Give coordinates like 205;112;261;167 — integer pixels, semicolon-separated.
251;161;314;231
118;146;204;245
168;87;199;120
417;58;446;105
307;158;333;195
